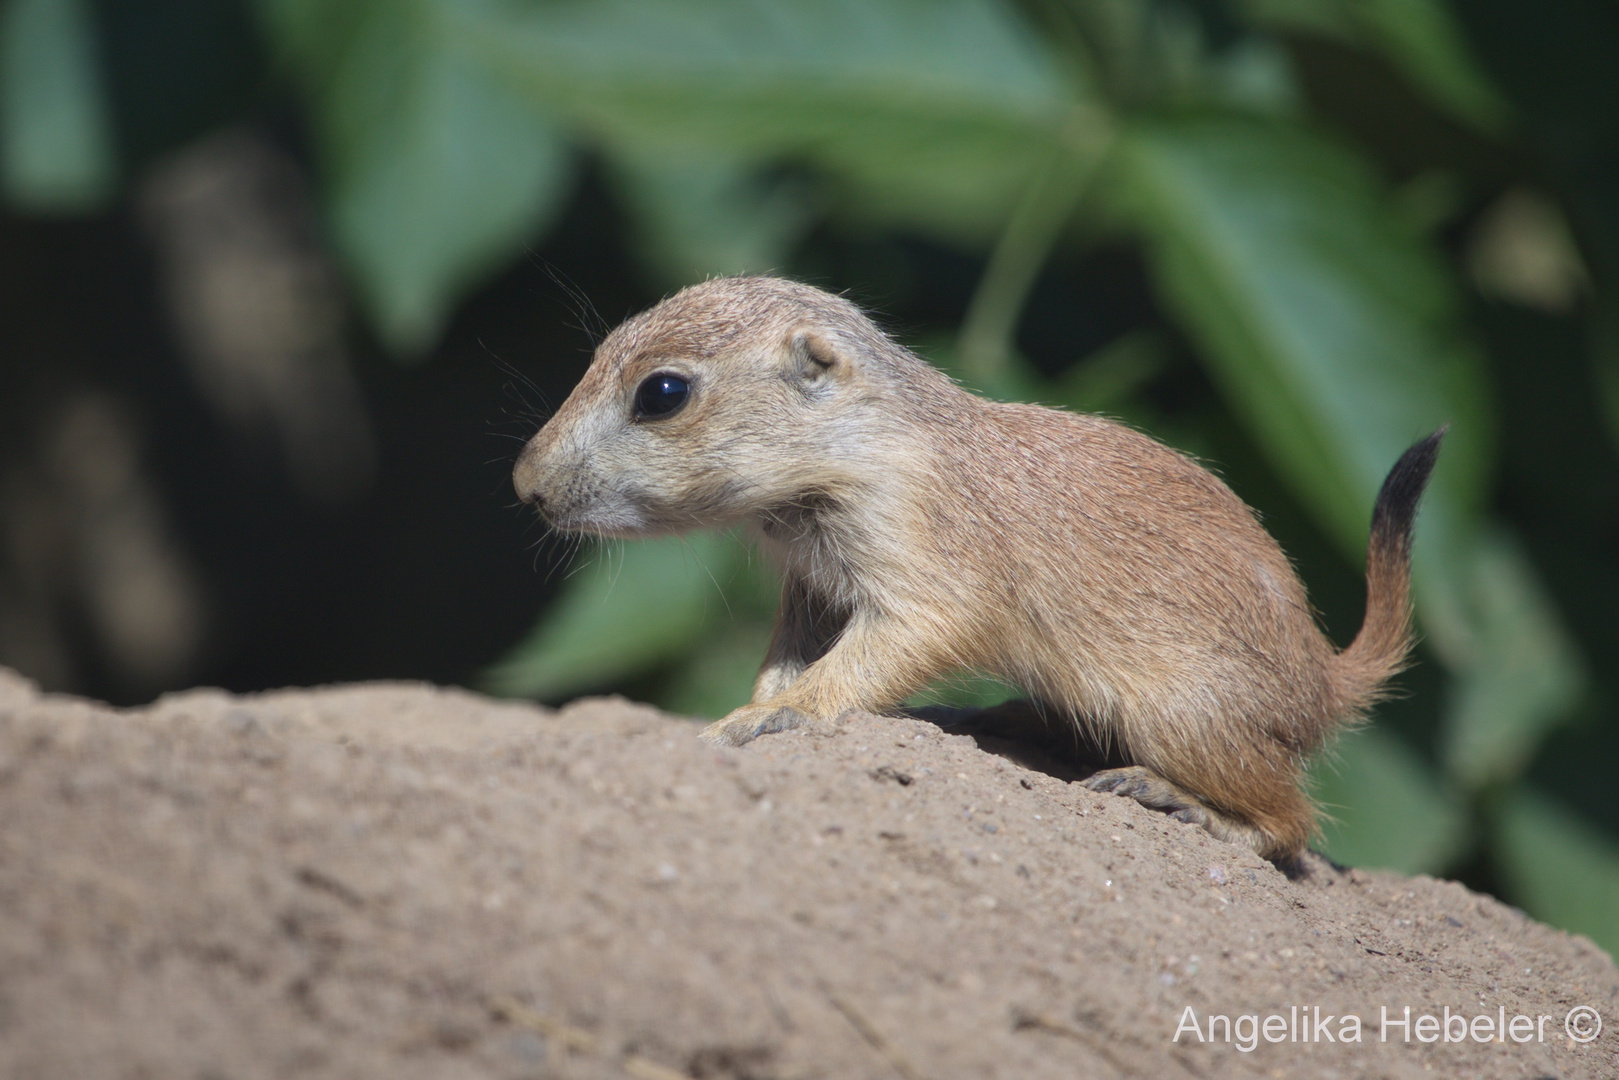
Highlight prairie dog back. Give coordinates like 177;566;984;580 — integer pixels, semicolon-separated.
514;276;1439;864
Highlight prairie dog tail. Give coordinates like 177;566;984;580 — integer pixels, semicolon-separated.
1334;428;1446;712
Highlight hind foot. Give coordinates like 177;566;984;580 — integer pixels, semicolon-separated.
1082;766;1271;856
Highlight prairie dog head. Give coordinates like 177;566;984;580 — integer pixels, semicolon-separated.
514;277;925;537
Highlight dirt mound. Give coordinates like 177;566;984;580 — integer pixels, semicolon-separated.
0;668;1614;1079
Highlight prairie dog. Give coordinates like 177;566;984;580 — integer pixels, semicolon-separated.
513;276;1440;864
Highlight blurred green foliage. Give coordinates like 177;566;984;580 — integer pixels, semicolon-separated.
6;0;1618;958
0;0;113;209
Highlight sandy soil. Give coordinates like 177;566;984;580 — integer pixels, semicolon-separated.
0;666;1615;1079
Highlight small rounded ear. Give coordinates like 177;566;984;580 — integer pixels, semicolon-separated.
788;330;848;383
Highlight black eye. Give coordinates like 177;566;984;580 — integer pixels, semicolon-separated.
634;373;690;420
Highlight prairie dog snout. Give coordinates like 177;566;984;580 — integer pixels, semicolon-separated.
515;276;1440;865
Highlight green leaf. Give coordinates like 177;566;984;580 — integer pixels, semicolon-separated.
0;0;115;212
1117;116;1494;559
262;0;573;354
1435;529;1586;789
1121;117;1525;773
253;0;371;95
1309;725;1468;873
484;531;752;702
1242;0;1508;131
606;148;814;287
1357;0;1509;132
259;0;1099;342
1240;0;1357;39
464;0;1092;244
1494;786;1619;961
331;7;572;354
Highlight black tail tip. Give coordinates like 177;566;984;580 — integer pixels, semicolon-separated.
1370;426;1446;550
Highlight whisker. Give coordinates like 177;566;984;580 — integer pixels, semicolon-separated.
681;534;732;621
531;256;609;345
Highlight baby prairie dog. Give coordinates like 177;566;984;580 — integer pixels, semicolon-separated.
513;276;1441;864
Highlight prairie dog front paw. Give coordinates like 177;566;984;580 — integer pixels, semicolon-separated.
699;703;811;746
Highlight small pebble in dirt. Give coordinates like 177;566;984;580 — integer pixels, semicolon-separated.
1208;864;1229;885
505;1033;547;1063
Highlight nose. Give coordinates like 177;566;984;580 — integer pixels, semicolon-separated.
513;440;547;506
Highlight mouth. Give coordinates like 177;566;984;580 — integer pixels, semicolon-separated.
534;501;651;540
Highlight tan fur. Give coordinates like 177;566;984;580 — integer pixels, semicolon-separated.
513;277;1421;863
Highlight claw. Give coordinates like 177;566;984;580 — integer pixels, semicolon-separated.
1082;770;1130;794
1083;766;1201;813
699;704;809;747
1084;766;1276;860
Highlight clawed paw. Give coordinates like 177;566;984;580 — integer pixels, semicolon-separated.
1083;765;1203;816
699;704;810;747
1083;765;1279;860
1169;805;1209;827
